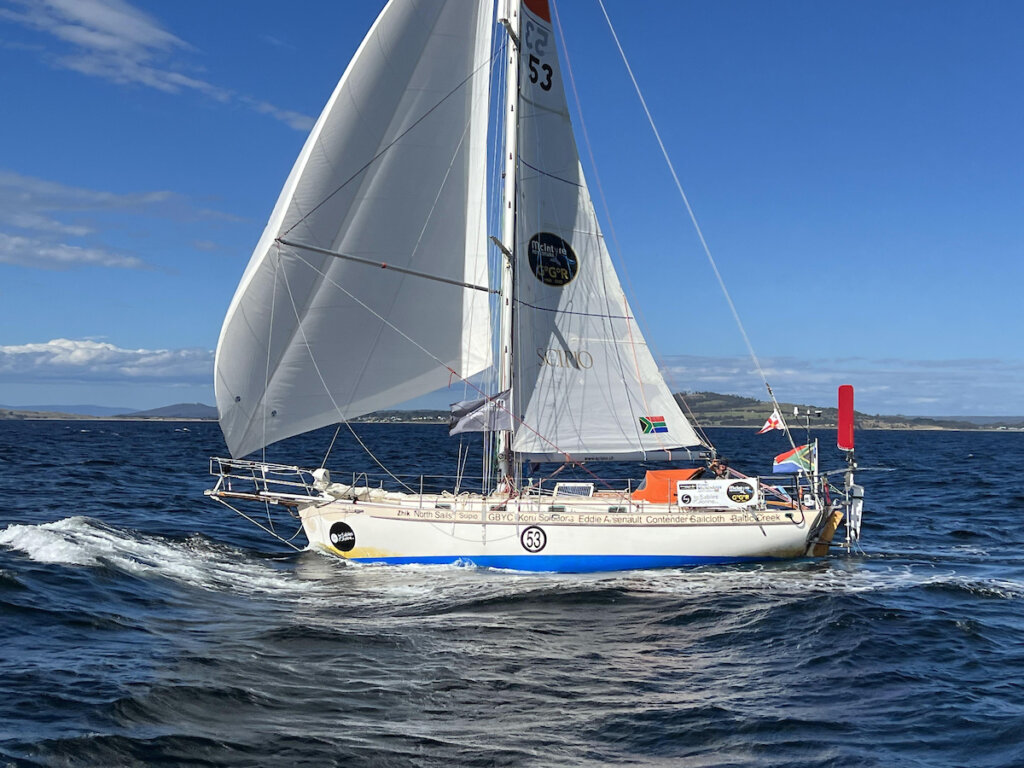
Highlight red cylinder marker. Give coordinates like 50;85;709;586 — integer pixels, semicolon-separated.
837;385;855;452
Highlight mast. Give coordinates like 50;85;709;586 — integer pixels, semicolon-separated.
496;0;520;487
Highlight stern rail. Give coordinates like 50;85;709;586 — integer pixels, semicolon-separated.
206;457;328;506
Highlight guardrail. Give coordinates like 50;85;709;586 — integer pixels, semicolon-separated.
207;456;834;510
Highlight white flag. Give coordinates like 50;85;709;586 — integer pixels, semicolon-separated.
757;408;784;434
449;390;512;436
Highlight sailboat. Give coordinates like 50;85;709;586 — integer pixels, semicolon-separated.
207;0;864;572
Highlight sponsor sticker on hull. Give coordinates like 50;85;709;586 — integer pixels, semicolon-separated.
676;479;763;510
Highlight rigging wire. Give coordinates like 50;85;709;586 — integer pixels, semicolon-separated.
282;246;627;491
277;251;415;493
281;47;501;240
550;0;709;455
321;424;343;468
270;38;498;484
261;256;280;465
316;103;484;446
514;2;656;473
256;10;701;494
593;0;801;458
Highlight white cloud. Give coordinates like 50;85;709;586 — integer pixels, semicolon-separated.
0;169;172;213
0;0;312;131
259;34;293;50
0;339;212;383
7;343;1013;416
240;97;316;133
3;211;92;236
0;232;145;269
0;170;242;270
32;0;188;54
0;171;157;270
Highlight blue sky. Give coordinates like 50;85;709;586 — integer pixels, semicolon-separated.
0;0;1021;416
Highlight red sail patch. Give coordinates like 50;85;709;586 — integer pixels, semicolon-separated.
523;0;551;22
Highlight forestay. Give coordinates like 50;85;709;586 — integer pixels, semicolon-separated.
215;0;493;458
510;0;704;461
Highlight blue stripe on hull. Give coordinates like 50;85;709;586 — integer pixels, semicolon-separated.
345;553;775;573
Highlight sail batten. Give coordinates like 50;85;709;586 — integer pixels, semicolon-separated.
216;0;494;459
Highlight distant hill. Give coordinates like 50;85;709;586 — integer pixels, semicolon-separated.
674;392;1022;430
929;415;1024;426
0;407;96;420
1;394;1020;429
356;409;448;424
0;403;217;421
357;394;1023;431
120;403;218;420
0;404;129;417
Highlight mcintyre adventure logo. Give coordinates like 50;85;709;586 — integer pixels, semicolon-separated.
527;232;578;286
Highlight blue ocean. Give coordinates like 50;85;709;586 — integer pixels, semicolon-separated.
1;421;1022;767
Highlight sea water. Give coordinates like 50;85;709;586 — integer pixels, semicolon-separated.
1;421;1022;767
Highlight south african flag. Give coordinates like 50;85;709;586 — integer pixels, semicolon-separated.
639;415;668;434
772;443;816;474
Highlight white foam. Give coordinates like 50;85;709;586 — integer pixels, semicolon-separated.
597;560;1024;604
288;550;949;611
0;519;100;566
0;516;316;598
6;518;1020;609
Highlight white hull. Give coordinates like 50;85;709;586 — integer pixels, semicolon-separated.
297;493;827;573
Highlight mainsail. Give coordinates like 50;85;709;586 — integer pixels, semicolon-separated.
215;0;493;458
510;0;703;461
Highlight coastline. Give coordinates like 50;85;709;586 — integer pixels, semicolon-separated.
2;414;1020;432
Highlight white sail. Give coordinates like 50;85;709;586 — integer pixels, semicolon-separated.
216;0;493;458
510;0;703;461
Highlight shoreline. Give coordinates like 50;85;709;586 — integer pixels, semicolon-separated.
2;415;1020;432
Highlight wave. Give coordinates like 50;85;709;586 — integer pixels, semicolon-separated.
5;517;1023;621
0;516;315;598
0;517;99;566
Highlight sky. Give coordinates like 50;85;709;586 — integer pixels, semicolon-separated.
0;0;1021;417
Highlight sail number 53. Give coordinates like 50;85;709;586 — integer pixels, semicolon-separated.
528;55;552;91
524;19;552;91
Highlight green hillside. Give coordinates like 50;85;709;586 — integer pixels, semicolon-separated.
675;391;983;430
2;393;1019;430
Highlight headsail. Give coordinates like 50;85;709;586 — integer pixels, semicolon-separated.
510;0;703;461
216;0;493;458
